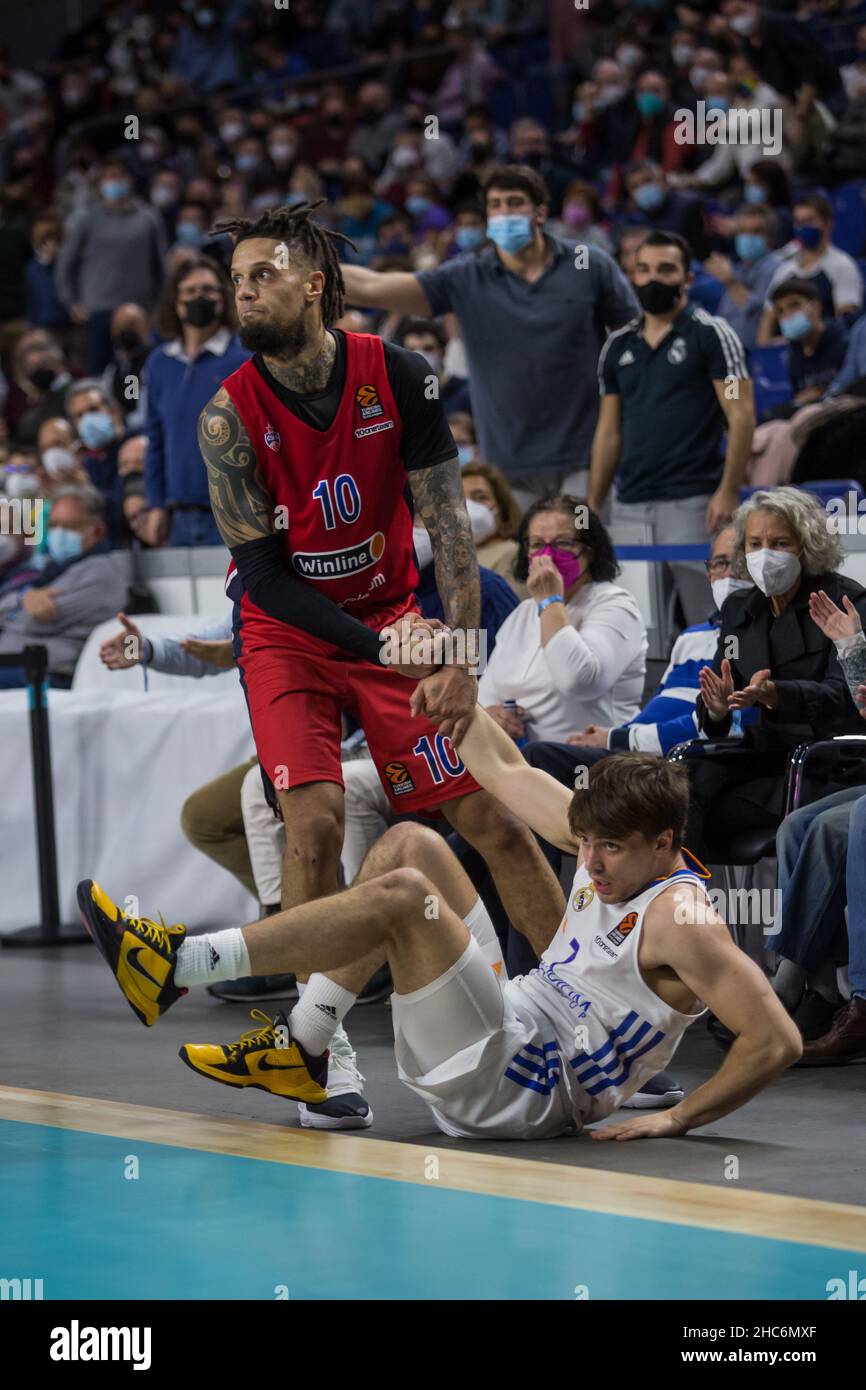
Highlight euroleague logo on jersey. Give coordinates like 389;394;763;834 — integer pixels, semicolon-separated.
384;761;416;796
263;423;281;451
356;384;384;421
607;911;638;947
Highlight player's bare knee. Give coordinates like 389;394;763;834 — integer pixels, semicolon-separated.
377;866;434;933
377;821;442;870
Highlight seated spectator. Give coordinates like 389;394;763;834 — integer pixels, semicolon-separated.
585;70;690;183
143;256;248;547
0;486;129;687
768;278;848;410
549;180;614;255
686;487;866;864
396;317;471;414
446;202;488;258
477;495;647;745
762;585;866;1060
333;157;394;265
518;526;757;881
460;459;527;597
36;416;88;492
619;159;708;258
101;304;154;433
65;378;126;543
705;203;783;352
6;330;73;447
758;193;864;342
446;409;478;467
411;510;519;656
25;214;70;334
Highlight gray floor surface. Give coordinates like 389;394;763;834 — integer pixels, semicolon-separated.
1;946;863;1206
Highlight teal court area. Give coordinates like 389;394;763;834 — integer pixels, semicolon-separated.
1;1113;862;1302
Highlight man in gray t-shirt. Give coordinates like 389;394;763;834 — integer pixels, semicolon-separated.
341;164;638;504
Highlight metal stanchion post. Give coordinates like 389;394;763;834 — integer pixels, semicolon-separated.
1;645;88;946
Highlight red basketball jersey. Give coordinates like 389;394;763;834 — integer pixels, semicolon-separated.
223;331;417;617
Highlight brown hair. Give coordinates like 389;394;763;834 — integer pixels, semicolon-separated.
156;256;236;341
460;460;522;539
567;754;690;851
482;163;549;208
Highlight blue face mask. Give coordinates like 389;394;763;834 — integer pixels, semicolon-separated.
634;182;665;212
486;214;534;254
78;410;117;450
176;222;204;246
406;195;432;217
796;224;823;251
455;225;485;252
735;232;767;262
780;310;813;340
46;527;83;565
636;92;664;118
101;180;129;202
744;183;766;205
457;444;476;466
235;154;260;173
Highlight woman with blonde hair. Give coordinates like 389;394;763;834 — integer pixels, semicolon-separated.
461;459;527;597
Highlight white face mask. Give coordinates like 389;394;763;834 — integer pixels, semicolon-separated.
415;348;443;374
729;11;758;36
41;446;77;478
413;526;433;570
711;576;753;610
745;547;801;596
465;498;497;543
5;471;38;500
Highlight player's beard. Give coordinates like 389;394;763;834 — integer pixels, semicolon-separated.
239;311;309;358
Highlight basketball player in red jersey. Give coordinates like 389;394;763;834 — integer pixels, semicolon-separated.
187;203;565;1125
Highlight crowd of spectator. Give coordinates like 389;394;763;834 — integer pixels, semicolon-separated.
3;0;866;1067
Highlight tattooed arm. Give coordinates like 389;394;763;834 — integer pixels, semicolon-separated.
408;456;481;735
409;456;481;637
199;389;400;664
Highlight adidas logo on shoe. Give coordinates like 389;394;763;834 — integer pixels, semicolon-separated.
208;945;220;969
315;1004;337;1018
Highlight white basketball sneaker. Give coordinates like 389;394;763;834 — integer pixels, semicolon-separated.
297;1026;373;1131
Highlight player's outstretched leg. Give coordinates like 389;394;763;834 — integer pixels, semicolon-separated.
77;879;188;1027
179;1008;328;1103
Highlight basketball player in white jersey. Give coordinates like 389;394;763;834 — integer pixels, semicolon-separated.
79;707;801;1140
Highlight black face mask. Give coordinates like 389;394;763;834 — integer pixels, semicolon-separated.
30;366;56;391
635;279;683;314
183;296;219;327
115;329;144;353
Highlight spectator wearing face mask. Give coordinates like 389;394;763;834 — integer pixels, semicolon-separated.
0;485;129;688
588;231;754;628
55;156;168;373
65;379;127;543
376;123;460;204
446;203;488;259
477;495;647;748
143;256;248;548
588;71;691;189
36;416;88;493
704;203;783;353
6;331;73;448
334;158;395;265
461;460;527;598
758;194;863;342
549;181;613;255
170;4;243;91
101;304;154;433
168;202;214;263
397;318;471;415
620;160;709;259
767;279;847;411
719;0;843;108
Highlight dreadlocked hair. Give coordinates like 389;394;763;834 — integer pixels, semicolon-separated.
212;201;358;327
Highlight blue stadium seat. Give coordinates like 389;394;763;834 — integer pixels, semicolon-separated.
749;344;790;382
830;182;866;258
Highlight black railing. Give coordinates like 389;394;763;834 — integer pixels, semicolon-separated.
0;645;88;947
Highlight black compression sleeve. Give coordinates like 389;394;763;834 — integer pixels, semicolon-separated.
231;535;384;665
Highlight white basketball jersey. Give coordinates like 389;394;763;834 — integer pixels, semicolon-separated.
509;859;709;1125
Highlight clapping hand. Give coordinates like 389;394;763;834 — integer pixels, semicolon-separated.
699;657;735;720
809;590;863;643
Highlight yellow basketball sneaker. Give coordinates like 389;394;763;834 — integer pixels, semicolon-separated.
77;879;188;1027
179;1010;329;1103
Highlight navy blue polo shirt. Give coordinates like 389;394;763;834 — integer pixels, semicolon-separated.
790;320;848;396
598;304;749;504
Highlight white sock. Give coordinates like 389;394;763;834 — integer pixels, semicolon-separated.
290;974;356;1056
464;896;506;983
175;928;251;988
